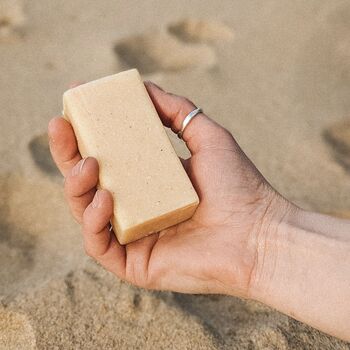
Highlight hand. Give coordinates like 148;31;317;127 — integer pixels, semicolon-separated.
48;82;288;297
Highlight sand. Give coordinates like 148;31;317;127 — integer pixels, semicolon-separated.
0;0;350;348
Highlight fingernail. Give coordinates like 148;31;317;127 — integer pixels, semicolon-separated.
71;158;87;176
92;190;101;209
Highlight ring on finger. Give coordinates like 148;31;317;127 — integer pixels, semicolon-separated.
177;107;203;139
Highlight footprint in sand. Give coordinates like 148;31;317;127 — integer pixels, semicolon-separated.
0;172;75;296
295;4;350;109
328;4;350;82
29;133;60;177
324;120;350;171
114;19;234;75
0;310;36;350
1;173;72;236
0;0;26;42
0;222;36;295
0;175;37;294
115;30;217;74
168;18;234;44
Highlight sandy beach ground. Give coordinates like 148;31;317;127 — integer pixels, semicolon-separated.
1;0;350;348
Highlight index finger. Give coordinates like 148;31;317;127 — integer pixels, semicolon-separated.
48;116;82;177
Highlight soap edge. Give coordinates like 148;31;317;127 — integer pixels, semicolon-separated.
113;197;199;245
62;69;139;100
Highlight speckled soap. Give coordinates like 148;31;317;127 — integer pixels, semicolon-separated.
63;69;199;244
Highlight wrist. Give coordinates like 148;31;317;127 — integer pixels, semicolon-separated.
247;203;350;340
247;193;298;301
250;203;350;302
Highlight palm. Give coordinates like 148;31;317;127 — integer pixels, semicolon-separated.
128;145;270;295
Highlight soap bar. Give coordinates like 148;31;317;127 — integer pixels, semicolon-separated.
63;69;199;244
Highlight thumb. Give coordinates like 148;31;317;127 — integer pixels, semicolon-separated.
144;81;233;155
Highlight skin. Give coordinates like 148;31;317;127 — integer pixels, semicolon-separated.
48;82;350;341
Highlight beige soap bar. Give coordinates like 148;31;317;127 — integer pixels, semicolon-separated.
63;69;199;244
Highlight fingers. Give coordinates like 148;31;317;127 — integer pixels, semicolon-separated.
65;157;99;196
48;117;81;177
83;190;126;278
49;117;100;223
64;157;99;223
145;81;234;154
82;189;159;287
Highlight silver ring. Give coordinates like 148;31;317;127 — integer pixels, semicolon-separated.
177;107;202;139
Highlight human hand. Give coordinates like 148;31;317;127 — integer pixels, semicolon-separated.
48;82;290;297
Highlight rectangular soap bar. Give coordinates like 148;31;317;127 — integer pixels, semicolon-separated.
63;69;199;244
